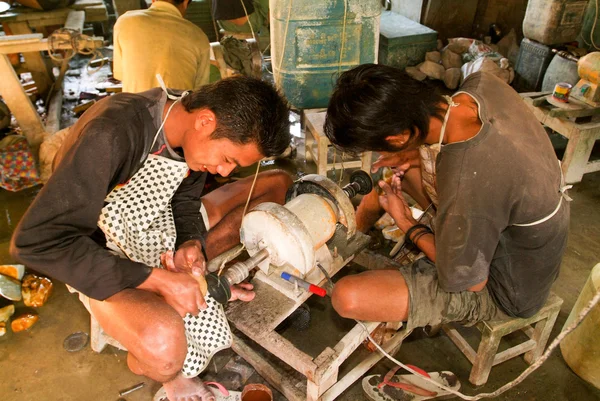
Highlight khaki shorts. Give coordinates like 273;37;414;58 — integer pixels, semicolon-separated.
399;258;509;331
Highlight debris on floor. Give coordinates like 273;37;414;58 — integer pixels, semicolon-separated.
0;264;53;333
22;273;53;307
10;311;39;332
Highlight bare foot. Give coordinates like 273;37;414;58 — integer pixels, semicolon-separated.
229;283;255;302
163;373;215;401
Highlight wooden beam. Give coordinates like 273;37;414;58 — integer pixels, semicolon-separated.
0;36;104;55
231;333;307;401
65;10;85;32
45;88;63;134
0;54;46;148
4;21;52;96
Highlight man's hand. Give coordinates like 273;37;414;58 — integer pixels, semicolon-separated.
229;282;255;302
161;239;206;278
378;176;417;232
371;149;421;175
137;268;207;317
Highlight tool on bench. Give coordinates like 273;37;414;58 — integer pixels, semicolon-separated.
206;170;373;304
280;272;327;297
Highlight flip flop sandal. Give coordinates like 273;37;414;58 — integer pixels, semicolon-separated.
362;366;461;401
154;382;241;401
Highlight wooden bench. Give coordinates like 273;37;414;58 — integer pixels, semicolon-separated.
442;292;563;386
521;92;600;184
304;110;373;177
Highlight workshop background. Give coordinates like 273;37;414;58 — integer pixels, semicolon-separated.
1;0;600;400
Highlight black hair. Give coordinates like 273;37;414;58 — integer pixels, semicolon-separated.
181;76;291;157
324;64;446;153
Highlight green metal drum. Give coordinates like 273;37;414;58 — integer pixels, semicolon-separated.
271;0;380;109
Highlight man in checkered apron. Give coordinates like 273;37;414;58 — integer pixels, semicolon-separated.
11;76;293;401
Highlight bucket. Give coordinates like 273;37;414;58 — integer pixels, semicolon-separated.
270;0;380;109
560;263;600;389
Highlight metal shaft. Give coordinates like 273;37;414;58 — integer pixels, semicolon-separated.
222;248;270;286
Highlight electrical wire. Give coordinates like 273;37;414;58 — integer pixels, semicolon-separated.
358;288;600;400
314;220;600;398
242;160;262;218
275;0;293;84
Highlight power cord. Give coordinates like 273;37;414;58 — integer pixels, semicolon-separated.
317;259;600;399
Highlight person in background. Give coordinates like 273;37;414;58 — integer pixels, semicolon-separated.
212;0;269;49
113;0;210;93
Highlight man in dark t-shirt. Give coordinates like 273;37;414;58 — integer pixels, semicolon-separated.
323;64;569;331
11;77;292;401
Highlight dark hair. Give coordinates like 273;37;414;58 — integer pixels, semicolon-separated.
181;76;291;157
324;64;445;153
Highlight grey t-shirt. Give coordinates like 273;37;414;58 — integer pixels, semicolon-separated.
435;72;569;318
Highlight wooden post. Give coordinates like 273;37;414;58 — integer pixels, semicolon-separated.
4;21;52;97
0;53;46;148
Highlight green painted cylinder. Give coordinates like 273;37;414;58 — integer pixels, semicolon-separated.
270;0;380;109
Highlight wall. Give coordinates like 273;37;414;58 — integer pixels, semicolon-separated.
472;0;529;41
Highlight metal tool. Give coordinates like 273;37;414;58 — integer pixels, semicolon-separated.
119;382;145;396
280;272;327;297
207;170;373;304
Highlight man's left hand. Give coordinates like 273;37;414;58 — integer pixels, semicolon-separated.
229;282;255;302
378;176;417;232
161;239;206;277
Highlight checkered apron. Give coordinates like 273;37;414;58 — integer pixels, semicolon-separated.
97;153;232;378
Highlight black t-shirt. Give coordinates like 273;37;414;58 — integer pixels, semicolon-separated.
212;0;254;20
434;72;569;318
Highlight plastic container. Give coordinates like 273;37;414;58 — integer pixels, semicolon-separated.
560;263;600;389
378;11;438;70
523;0;588;45
270;0;380;109
514;38;554;92
541;53;579;92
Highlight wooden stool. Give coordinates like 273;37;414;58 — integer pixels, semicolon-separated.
303;110;373;177
520;92;600;184
442;292;563;386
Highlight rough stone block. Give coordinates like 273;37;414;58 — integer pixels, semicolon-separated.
442;49;463;69
444;68;462;89
406;66;427;81
419;61;445;80
425;51;441;63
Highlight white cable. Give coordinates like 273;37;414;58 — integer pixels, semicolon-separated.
238;0;257;46
358;288;600;400
242;160;262;217
275;0;293;84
